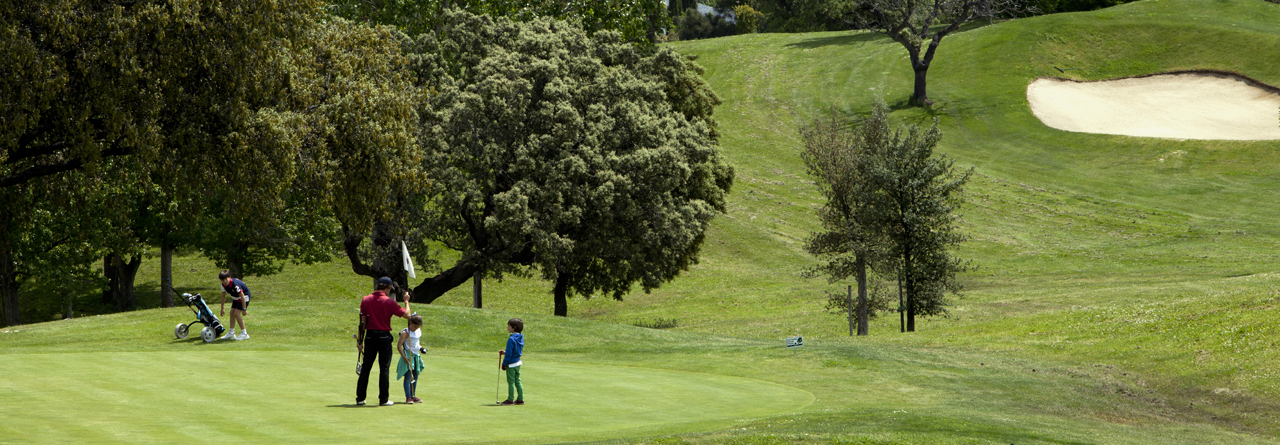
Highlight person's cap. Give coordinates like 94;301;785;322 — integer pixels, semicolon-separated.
377;277;394;287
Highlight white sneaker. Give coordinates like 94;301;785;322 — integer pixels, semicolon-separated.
236;332;249;340
221;330;237;340
380;401;394;406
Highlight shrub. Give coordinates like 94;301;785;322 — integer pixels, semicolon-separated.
633;318;680;329
734;5;765;34
676;7;737;41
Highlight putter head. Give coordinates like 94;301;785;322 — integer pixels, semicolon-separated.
356;363;362;375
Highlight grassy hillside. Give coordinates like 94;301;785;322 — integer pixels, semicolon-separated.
7;0;1280;443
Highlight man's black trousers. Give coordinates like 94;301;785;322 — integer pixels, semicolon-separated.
356;330;394;404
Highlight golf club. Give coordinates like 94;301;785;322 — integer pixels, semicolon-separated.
354;334;363;375
496;350;505;405
354;310;367;375
403;345;417;401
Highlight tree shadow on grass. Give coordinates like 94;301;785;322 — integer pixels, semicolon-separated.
784;32;889;49
785;20;1002;50
891;96;1022;126
820;95;1014;129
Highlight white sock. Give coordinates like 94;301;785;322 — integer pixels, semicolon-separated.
229;328;237;335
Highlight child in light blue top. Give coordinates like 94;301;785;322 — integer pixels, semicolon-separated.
499;318;524;405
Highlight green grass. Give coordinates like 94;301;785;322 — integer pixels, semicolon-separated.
0;350;812;443
7;0;1280;443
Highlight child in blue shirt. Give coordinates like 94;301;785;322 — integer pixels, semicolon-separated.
499;318;524;405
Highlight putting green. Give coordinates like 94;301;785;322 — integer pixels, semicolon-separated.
0;351;813;443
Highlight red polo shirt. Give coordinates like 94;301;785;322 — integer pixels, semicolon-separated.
360;291;406;331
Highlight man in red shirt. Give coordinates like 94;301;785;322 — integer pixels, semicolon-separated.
356;277;412;406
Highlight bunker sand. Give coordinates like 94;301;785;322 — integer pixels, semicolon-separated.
1027;71;1280;140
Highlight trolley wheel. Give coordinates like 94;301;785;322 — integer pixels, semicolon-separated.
175;323;190;339
201;326;216;343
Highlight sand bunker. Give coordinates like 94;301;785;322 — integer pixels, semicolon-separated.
1027;72;1280;140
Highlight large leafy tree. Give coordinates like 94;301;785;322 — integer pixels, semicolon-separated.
1;0;325;193
1;1;420;323
153;15;422;295
340;10;732;316
329;0;669;44
1;0;322;314
862;100;970;331
1;172;120;326
299;16;428;293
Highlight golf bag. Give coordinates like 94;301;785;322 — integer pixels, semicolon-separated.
174;293;226;342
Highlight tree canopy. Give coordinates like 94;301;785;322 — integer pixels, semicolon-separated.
337;10;733;315
0;1;421;325
1;2;725;324
328;0;669;45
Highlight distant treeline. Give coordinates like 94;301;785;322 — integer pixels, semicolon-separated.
668;0;1140;40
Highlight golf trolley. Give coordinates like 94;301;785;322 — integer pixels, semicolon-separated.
174;293;226;342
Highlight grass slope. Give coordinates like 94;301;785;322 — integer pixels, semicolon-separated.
7;0;1280;443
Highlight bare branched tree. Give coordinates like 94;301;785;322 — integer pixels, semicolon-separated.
850;0;1033;106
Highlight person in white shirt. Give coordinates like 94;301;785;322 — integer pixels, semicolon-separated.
396;314;425;405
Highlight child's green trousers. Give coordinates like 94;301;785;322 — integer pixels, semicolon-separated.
505;366;523;401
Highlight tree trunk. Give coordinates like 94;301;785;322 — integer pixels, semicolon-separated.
104;253;142;311
161;238;174;308
846;285;854;337
472;271;482;309
1;217;19;326
553;272;569;317
904;247;915;332
344;227;536;305
407;261;479;304
897;270;904;333
227;258;242;280
910;61;930;106
856;255;868;336
103;254;117;305
120;254;141;311
63;288;72;319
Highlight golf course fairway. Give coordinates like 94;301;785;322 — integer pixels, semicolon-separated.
0;351;814;443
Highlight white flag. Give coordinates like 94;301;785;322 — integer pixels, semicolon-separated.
401;241;416;279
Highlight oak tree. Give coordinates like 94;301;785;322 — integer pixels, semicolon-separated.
341;10;732;316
